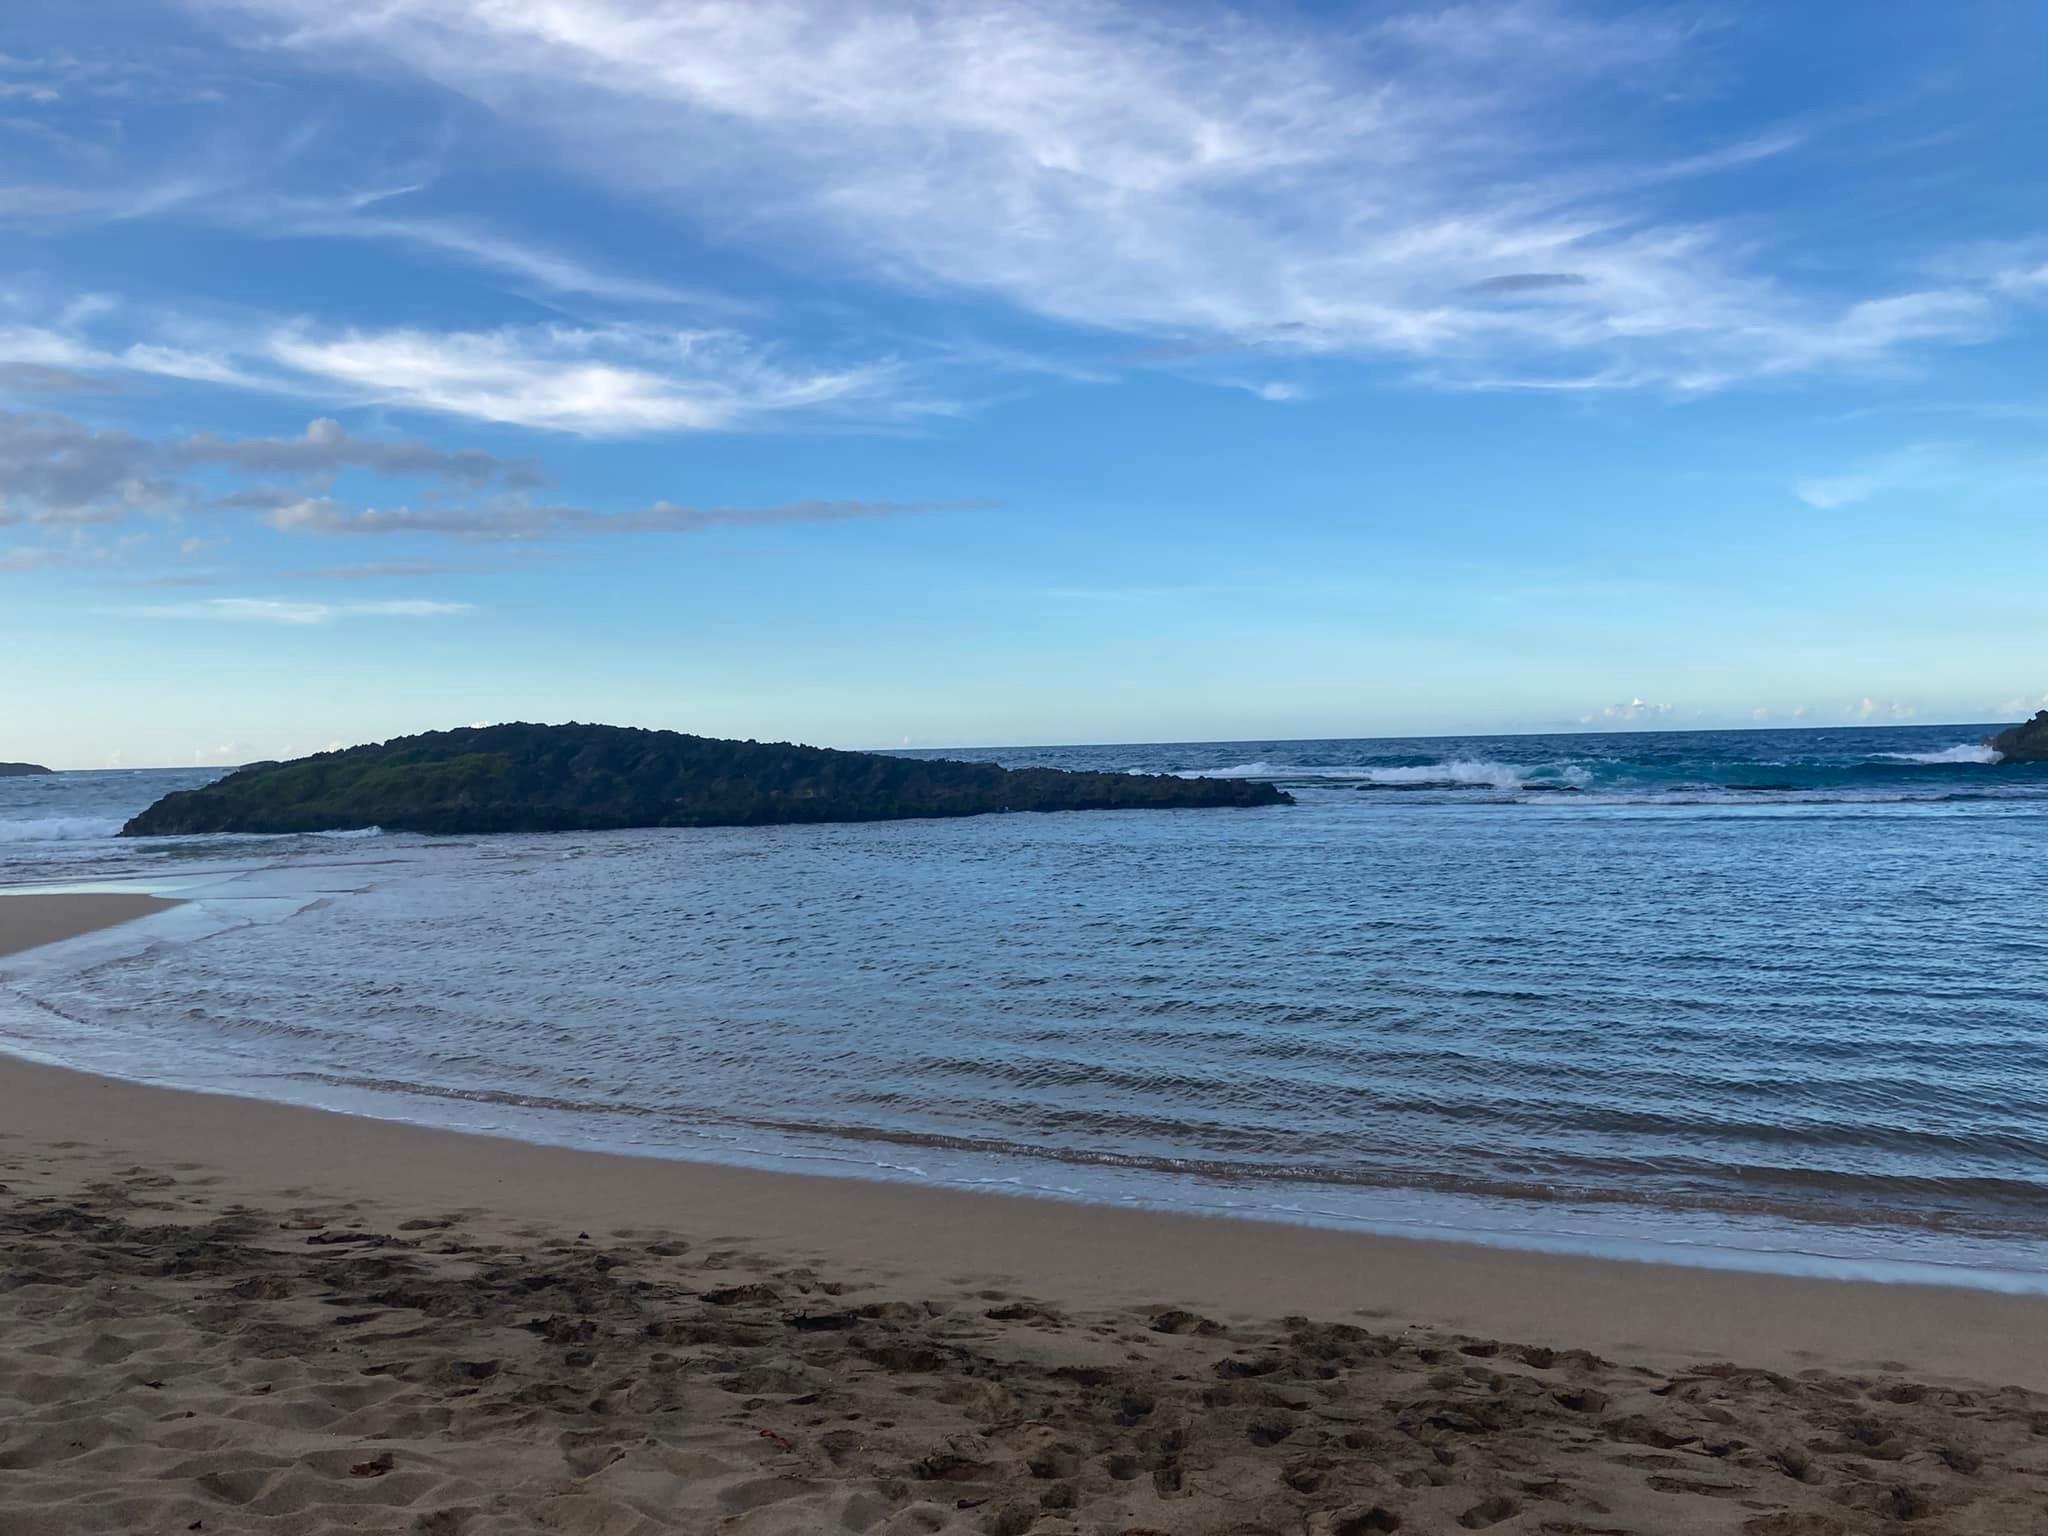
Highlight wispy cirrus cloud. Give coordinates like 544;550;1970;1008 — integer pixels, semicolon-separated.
279;559;492;581
1793;443;1949;509
115;596;475;624
177;417;544;488
0;321;270;393
257;199;728;311
0;309;928;435
184;0;2014;391
264;494;988;542
264;324;910;434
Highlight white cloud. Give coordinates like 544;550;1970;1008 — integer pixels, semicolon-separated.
120;342;266;388
1580;696;1673;725
0;302;927;435
0;325;115;375
0;322;259;393
1846;696;1917;722
193;0;2011;391
2001;263;2048;298
263;324;914;434
118;596;476;623
272;326;737;433
1793;443;1947;509
1930;238;2048;305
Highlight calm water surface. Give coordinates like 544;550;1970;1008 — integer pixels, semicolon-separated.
3;725;2045;1288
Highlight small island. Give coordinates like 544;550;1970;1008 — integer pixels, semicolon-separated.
120;723;1292;837
1989;712;2048;763
0;762;52;777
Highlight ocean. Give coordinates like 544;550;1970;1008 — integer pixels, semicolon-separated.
3;724;2045;1289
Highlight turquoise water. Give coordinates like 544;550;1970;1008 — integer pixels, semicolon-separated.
2;724;2045;1287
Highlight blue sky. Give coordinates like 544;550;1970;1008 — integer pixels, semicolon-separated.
1;0;2044;768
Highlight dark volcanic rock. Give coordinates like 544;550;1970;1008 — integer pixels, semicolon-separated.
1989;711;2048;763
0;762;52;777
121;722;1292;837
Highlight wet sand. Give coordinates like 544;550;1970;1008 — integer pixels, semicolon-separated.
2;897;2047;1532
0;890;181;958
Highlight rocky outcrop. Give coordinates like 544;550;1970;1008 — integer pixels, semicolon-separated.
121;723;1292;837
0;762;52;777
1988;712;2048;763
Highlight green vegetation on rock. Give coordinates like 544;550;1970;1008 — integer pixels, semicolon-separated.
120;723;1292;836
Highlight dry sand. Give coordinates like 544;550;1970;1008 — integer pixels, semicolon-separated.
2;895;2046;1533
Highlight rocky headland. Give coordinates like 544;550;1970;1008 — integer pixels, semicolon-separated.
1988;711;2048;762
121;722;1291;837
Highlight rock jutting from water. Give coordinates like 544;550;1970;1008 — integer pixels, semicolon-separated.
120;722;1293;837
1988;711;2048;763
0;762;53;777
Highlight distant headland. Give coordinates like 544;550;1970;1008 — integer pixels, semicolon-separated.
120;723;1292;837
0;762;52;777
1988;712;2048;762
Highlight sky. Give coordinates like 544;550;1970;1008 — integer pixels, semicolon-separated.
1;0;2045;769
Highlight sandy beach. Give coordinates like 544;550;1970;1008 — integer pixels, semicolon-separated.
0;890;181;959
4;893;2047;1533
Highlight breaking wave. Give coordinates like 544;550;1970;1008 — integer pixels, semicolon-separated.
1358;759;1585;791
1191;758;1587;792
0;816;123;844
1880;744;2003;766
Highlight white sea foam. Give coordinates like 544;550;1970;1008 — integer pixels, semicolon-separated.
1187;760;1286;777
1360;759;1533;790
0;816;124;843
1881;744;2003;766
1186;758;1590;791
1182;761;1384;780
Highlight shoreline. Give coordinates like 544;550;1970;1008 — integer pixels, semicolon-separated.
6;880;2042;1307
8;894;2048;1529
5;1052;2045;1393
2;889;2046;1390
0;888;183;958
7;1061;2048;1535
